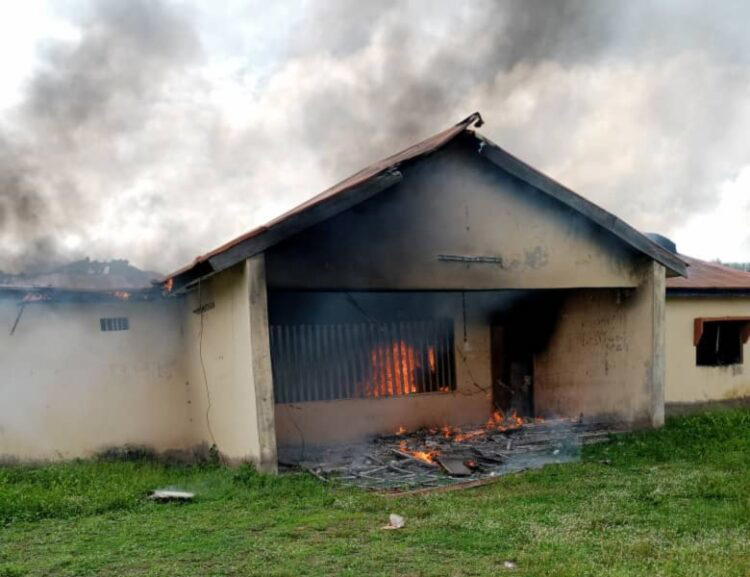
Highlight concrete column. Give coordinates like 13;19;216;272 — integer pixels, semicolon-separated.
245;254;278;472
648;261;666;427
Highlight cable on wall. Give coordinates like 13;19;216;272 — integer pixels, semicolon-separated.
198;279;218;450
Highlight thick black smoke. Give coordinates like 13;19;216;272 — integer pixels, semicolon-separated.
2;0;749;272
286;0;750;237
0;0;199;272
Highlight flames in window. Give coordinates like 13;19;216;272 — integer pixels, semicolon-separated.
361;341;440;398
270;319;455;404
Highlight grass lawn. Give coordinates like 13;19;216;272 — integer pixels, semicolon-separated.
1;410;750;577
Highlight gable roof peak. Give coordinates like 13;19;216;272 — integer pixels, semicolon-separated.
167;113;686;290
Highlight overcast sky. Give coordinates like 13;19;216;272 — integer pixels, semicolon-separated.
0;0;748;273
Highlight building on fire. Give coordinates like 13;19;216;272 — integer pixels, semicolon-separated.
0;113;690;471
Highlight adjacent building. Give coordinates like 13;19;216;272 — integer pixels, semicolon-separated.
663;248;750;412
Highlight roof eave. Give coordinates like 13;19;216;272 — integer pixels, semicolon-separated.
667;288;750;298
169;169;404;292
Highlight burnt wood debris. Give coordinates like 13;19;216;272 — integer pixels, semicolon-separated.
281;418;624;491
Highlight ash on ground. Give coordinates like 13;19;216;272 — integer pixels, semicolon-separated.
279;418;624;491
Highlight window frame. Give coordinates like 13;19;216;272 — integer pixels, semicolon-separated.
693;317;750;367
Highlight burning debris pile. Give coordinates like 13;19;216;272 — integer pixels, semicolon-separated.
289;412;624;491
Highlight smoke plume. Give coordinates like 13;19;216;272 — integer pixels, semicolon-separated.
1;0;749;272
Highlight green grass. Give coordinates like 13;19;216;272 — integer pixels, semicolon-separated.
2;410;750;576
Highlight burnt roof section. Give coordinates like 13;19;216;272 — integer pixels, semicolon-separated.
0;258;163;293
667;254;750;295
167;112;686;290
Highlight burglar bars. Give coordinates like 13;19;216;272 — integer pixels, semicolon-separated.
270;319;456;403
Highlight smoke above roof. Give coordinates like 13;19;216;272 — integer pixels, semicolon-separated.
1;0;749;272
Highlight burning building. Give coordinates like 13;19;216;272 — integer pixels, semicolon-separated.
0;113;686;471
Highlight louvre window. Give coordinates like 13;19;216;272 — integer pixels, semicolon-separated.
100;317;129;332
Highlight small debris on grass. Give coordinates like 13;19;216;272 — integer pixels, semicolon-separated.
149;489;195;502
503;560;517;570
382;513;405;530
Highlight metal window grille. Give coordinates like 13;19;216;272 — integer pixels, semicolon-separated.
270;319;456;404
100;317;129;332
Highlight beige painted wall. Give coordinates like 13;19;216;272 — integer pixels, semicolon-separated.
274;292;494;447
535;262;665;427
182;256;277;470
267;144;642;291
0;298;190;460
665;296;750;404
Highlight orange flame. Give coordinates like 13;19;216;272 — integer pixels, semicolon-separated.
391;412;552;468
412;450;438;464
453;429;485;442
113;290;131;301
439;410;543;443
399;440;439;464
362;341;429;398
428;346;436;371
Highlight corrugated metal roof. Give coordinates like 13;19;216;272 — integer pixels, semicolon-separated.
167;111;687;290
667;255;750;291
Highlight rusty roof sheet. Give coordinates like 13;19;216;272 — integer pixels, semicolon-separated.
667;254;750;291
167;113;484;281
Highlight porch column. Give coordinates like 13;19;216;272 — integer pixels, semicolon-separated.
246;254;278;472
647;261;667;427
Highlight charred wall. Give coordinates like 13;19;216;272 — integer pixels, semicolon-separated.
271;290;563;447
266;140;643;291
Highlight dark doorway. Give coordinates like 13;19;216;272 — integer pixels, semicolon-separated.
491;324;534;417
489;292;565;418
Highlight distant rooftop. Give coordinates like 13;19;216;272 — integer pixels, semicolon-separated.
0;259;163;293
667;254;750;293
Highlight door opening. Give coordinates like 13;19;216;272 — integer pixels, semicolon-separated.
491;324;534;418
